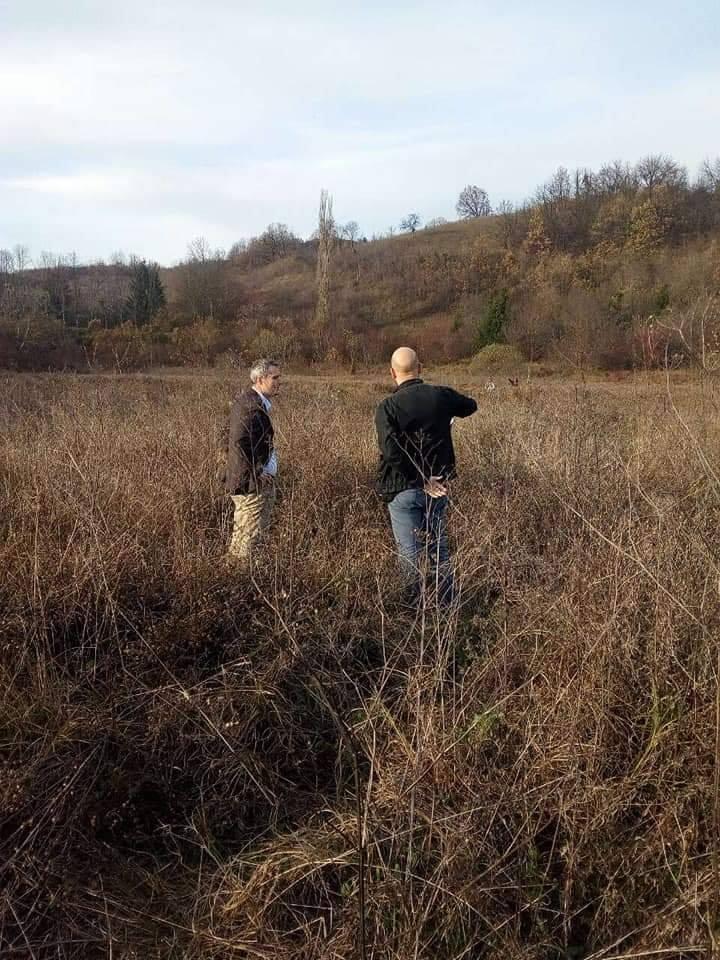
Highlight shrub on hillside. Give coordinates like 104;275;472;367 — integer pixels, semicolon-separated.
470;342;525;369
475;288;510;349
247;317;303;363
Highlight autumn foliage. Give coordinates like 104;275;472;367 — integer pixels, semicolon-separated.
2;154;720;371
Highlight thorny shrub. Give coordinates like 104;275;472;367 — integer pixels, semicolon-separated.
1;370;720;959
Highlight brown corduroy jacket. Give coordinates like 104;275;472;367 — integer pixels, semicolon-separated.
223;389;274;495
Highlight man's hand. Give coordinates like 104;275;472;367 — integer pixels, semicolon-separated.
424;476;448;499
260;472;275;486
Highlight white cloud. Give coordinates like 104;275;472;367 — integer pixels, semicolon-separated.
2;0;719;260
4;171;137;196
0;3;597;148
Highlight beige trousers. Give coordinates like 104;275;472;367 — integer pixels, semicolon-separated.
228;485;276;561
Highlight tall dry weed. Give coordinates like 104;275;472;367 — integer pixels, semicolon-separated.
1;371;719;959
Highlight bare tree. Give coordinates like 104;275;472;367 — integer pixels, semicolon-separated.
400;213;421;233
494;200;522;248
38;252;72;324
246;224;300;265
0;246;33;322
0;248;13;276
0;246;37;340
573;167;595;198
13;244;31;272
187;236;213;263
530;168;574;247
535;167;572;206
339;220;362;285
179;237;230;320
596;160;637;195
340;221;360;244
227;239;248;261
314;189;334;333
635;154;687;193
0;249;15;320
456;185;491;219
69;251;82;327
699;157;720;191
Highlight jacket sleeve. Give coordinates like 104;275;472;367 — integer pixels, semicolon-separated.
375;401;416;480
446;388;477;418
229;403;259;479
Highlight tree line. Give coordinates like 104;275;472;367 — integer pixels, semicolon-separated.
2;152;720;370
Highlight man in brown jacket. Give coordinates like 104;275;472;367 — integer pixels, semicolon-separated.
224;358;281;561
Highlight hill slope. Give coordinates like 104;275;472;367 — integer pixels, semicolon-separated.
2;171;720;370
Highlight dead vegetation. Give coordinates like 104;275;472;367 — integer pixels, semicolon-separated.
1;370;720;958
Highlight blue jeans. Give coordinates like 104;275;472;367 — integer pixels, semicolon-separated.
387;489;454;604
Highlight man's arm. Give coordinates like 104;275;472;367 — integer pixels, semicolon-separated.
375;401;416;479
228;403;260;480
445;387;477;418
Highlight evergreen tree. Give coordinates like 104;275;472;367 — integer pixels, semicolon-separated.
126;260;165;325
476;289;509;349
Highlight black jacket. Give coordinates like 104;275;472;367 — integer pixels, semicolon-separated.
375;378;477;500
224;389;274;495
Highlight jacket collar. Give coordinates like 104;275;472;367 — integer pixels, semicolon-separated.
238;388;269;411
252;386;272;412
394;377;423;392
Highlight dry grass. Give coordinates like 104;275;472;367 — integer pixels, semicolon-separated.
1;369;720;959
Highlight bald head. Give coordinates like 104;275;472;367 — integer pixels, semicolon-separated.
390;347;420;381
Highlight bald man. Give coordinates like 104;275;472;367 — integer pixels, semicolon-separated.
375;347;477;605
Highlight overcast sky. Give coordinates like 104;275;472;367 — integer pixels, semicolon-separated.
2;0;719;264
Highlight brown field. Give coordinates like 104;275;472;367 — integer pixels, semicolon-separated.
2;368;720;959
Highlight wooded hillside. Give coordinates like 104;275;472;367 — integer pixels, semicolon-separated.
2;155;720;370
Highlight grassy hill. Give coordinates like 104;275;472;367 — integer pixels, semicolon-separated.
2;160;720;371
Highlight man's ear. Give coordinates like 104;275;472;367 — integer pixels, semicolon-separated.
390;367;397;381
